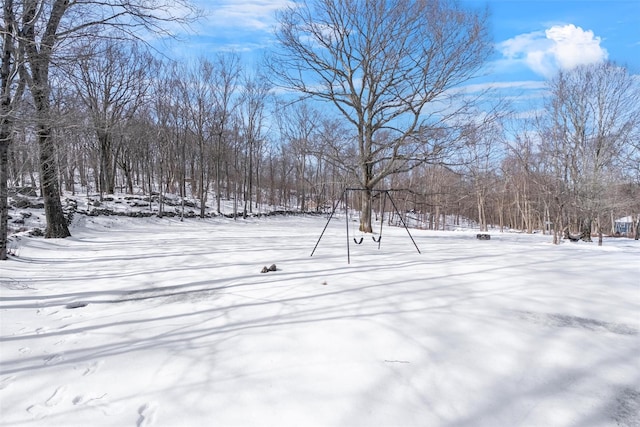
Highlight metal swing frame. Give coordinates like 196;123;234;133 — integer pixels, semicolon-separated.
310;188;421;264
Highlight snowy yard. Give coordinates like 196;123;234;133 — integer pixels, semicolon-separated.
1;215;639;426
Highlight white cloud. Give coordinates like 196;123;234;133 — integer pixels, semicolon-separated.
197;0;295;31
159;0;297;56
545;25;608;69
498;24;608;78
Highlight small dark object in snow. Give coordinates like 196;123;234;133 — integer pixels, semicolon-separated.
66;302;88;309
29;228;44;237
260;264;278;273
476;233;490;240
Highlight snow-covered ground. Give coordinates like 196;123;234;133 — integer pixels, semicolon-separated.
1;214;639;427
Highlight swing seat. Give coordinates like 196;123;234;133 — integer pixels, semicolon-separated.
354;237;364;244
372;235;381;243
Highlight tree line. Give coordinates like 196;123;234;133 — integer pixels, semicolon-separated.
2;0;639;260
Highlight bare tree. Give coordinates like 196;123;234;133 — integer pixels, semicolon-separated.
1;0;26;259
239;72;271;217
268;0;492;232
210;53;241;215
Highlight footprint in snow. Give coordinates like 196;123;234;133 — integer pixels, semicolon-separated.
26;386;67;419
82;360;104;376
26;403;48;419
36;308;59;317
137;402;158;427
73;393;106;406
0;376;16;391
72;393;121;416
45;386;67;406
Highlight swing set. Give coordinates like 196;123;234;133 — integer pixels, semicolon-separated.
310;188;421;263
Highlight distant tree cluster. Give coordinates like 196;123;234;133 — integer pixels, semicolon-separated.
2;0;639;260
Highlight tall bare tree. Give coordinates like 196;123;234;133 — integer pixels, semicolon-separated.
269;0;492;232
239;72;271;217
1;0;26;259
210;53;241;215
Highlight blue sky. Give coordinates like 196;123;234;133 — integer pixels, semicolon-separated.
174;0;639;71
165;0;639;114
480;0;639;78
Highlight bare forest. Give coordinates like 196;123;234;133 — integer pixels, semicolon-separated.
2;0;639;260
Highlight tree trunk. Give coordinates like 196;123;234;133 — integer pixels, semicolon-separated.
21;0;70;238
477;190;487;232
38;126;71;238
122;160;134;194
247;139;253;215
98;131;115;194
0;140;9;260
28;75;69;238
1;0;16;259
580;218;592;242
200;143;206;219
359;188;373;233
597;216;603;246
215;135;222;214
